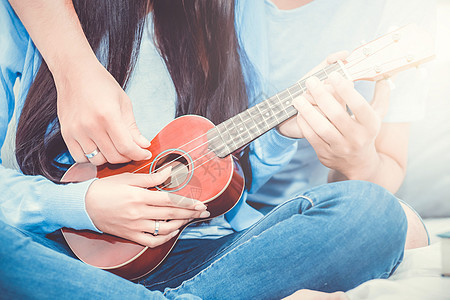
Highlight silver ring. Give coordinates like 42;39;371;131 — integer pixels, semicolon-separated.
85;149;100;159
154;220;160;236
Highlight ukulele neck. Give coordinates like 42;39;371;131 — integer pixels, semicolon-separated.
207;62;348;157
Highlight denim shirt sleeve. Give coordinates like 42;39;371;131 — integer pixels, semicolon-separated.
0;0;100;234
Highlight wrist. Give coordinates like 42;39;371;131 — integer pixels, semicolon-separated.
51;52;100;84
342;148;381;181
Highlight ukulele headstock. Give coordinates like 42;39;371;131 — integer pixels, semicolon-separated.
343;23;435;81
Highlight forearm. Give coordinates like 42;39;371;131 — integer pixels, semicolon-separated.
8;0;98;77
328;151;406;194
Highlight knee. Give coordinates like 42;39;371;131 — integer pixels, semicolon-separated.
306;180;407;253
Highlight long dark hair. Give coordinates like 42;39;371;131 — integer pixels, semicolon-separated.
16;0;251;183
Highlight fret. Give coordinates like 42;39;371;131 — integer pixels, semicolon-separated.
314;69;327;81
288;84;302;97
207;126;229;158
229;117;245;148
224;120;239;150
296;80;307;94
236;113;252;144
277;90;290;102
273;107;290;125
255;101;272;132
215;123;233;153
266;96;282;125
240;109;263;138
285;105;298;119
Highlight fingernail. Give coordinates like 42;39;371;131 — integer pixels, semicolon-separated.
200;211;210;218
171;230;180;237
194;203;207;211
293;96;307;110
306;76;319;90
145;151;152;160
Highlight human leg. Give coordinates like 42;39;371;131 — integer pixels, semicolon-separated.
157;180;407;299
0;220;199;300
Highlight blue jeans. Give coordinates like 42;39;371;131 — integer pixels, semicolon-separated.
0;181;407;299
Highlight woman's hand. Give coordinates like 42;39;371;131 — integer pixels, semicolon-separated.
85;168;210;248
55;59;151;166
292;73;391;180
278;51;349;139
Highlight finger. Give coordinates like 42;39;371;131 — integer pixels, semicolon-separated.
133;229;180;248
139;219;191;236
90;129;130;164
296;111;331;154
123;167;172;188
78;137;107;165
305;76;353;136
326;50;349;64
328;72;378;128
142;205;210;220
64;137;89;163
296;86;342;145
107;120;152;162
135;189;207;210
323;83;346;109
371;79;391;119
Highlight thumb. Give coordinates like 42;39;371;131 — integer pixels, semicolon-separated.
125;166;172;188
371;79;391;119
122;98;151;149
129;121;151;149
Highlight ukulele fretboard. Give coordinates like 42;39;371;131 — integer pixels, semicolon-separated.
207;62;347;157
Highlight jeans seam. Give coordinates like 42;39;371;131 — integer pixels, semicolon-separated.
147;194;314;290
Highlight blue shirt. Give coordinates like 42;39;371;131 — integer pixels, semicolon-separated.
246;0;435;206
0;0;298;237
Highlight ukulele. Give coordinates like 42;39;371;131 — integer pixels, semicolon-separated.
61;24;434;280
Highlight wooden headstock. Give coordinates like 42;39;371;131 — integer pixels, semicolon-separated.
343;24;435;81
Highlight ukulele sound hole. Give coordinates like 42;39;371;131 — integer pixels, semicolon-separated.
152;151;192;192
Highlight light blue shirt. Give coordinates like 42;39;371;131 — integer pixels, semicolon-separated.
0;0;298;237
247;0;435;206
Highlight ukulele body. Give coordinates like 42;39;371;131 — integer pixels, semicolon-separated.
61;115;245;280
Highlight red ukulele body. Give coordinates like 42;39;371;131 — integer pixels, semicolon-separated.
61;115;245;280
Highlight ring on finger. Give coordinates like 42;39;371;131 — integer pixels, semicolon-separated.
85;148;100;159
154;220;160;236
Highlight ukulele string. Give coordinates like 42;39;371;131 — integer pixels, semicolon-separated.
344;39;395;76
348;56;408;79
134;63;341;177
136;69;334;180
140;37;407;186
131;68;336;184
142;73;337;190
